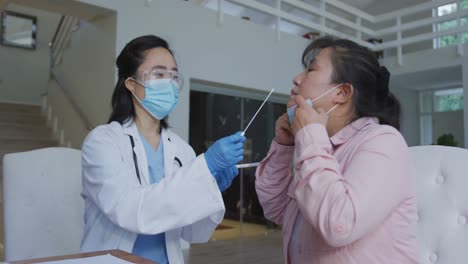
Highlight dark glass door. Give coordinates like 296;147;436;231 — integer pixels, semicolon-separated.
189;88;286;226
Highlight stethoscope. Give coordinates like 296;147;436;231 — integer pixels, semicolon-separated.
128;135;182;185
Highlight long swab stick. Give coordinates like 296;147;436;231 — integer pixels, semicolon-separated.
241;88;275;136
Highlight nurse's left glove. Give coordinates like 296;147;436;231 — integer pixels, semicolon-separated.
213;166;239;192
205;131;246;175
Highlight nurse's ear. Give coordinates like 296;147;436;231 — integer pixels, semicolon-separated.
125;78;146;100
124;78;138;93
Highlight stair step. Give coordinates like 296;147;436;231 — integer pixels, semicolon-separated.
0;141;59;155
0;113;47;125
0;103;41;114
0;120;48;128
0;138;58;155
0;124;53;139
1;144;59;155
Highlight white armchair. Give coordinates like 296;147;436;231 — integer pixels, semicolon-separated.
2;148;83;261
410;145;468;264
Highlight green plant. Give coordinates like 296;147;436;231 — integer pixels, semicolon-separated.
436;133;458;147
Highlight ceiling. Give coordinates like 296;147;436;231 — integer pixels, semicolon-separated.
195;0;431;15
2;0;113;20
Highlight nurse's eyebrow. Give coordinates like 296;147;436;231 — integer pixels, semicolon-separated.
153;65;179;72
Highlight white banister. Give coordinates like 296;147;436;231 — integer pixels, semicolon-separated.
229;0;374;49
284;0;375;36
376;24;468;50
217;0;224;25
280;11;374;49
397;16;403;66
356;16;362;40
206;0;468;60
375;0;455;22
230;0;282;17
276;0;281;42
375;9;468;37
324;0;375;23
457;0;464;56
320;0;325;36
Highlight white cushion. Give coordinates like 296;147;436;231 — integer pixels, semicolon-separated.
410;146;468;264
2;147;83;261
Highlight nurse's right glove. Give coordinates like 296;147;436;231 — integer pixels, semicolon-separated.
213;166;239;192
205;131;246;175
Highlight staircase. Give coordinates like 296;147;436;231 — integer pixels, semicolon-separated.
0;102;59;260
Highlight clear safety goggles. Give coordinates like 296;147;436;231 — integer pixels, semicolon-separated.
136;69;184;89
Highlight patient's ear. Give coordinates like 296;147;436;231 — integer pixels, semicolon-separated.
333;83;353;104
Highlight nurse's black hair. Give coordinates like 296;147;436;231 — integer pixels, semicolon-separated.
302;37;401;130
108;35;174;128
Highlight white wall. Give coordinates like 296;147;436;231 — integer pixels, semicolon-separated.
54;13;116;127
364;0;428;16
391;87;420;146
75;0;307;140
47;79;89;148
0;4;60;105
384;44;463;76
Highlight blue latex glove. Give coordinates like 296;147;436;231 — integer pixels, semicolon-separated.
213;166;239;192
205;131;246;175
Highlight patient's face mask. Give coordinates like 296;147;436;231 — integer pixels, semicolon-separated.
287;84;341;124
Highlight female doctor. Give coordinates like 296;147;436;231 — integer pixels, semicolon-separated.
80;35;246;264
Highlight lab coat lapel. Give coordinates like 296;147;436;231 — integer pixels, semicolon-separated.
122;120;150;185
161;128;175;179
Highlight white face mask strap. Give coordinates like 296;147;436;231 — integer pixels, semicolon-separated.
326;104;340;116
128;77;145;87
127;77;145;103
312;83;342;103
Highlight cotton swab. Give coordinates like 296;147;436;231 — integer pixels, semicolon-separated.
240;88;275;137
236;162;260;169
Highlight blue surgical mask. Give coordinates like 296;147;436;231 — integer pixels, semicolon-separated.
287;84;342;124
132;78;179;120
287;99;312;124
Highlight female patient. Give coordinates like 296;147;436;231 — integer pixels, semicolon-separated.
255;37;418;264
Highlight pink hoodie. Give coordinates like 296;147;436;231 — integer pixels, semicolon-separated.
255;117;419;264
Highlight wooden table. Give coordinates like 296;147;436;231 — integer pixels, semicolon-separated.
10;250;157;264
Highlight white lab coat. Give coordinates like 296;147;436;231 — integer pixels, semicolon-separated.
80;119;225;263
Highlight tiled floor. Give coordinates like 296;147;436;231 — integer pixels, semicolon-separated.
210;219;274;241
181;219;284;263
0;215;282;262
184;229;284;264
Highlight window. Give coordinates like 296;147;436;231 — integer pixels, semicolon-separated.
1;11;37;50
434;1;468;48
419;88;464;145
434;88;464;112
189;81;288;228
